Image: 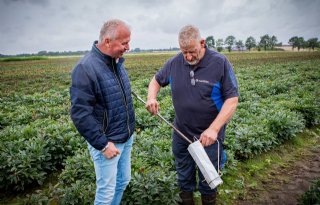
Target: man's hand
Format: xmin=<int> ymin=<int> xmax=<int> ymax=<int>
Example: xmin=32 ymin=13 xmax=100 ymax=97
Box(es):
xmin=199 ymin=128 xmax=218 ymax=147
xmin=146 ymin=98 xmax=159 ymax=115
xmin=102 ymin=142 xmax=120 ymax=159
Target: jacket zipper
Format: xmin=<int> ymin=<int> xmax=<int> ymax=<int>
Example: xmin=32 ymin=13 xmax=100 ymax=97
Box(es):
xmin=102 ymin=110 xmax=108 ymax=134
xmin=111 ymin=60 xmax=131 ymax=138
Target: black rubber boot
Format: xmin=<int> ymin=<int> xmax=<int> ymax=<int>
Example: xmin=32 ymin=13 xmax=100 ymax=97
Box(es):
xmin=201 ymin=193 xmax=217 ymax=205
xmin=178 ymin=191 xmax=195 ymax=205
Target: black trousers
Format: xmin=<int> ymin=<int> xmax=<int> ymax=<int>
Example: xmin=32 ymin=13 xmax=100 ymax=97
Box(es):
xmin=172 ymin=132 xmax=224 ymax=195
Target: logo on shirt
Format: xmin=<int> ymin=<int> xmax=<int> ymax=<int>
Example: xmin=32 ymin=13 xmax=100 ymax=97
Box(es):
xmin=195 ymin=79 xmax=211 ymax=85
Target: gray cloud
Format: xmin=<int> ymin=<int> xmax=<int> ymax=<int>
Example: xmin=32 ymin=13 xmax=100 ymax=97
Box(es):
xmin=4 ymin=0 xmax=50 ymax=7
xmin=0 ymin=0 xmax=319 ymax=55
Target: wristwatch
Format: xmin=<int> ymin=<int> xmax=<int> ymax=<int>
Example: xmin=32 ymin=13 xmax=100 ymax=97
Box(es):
xmin=100 ymin=142 xmax=109 ymax=153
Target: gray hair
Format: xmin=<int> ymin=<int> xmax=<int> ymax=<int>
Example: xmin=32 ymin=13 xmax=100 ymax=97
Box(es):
xmin=178 ymin=25 xmax=201 ymax=47
xmin=99 ymin=19 xmax=131 ymax=43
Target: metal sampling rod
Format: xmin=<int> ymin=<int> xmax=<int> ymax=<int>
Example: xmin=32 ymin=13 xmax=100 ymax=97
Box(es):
xmin=132 ymin=91 xmax=192 ymax=144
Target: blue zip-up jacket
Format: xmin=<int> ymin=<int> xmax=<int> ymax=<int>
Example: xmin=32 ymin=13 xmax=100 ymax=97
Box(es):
xmin=70 ymin=42 xmax=135 ymax=150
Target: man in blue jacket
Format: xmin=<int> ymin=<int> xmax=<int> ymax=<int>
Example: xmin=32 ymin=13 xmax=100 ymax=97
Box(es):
xmin=146 ymin=25 xmax=239 ymax=205
xmin=70 ymin=19 xmax=135 ymax=205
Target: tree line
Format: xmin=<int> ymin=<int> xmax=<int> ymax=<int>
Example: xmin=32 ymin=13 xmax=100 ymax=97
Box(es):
xmin=205 ymin=35 xmax=320 ymax=52
xmin=1 ymin=35 xmax=319 ymax=57
xmin=0 ymin=50 xmax=89 ymax=58
xmin=0 ymin=48 xmax=180 ymax=57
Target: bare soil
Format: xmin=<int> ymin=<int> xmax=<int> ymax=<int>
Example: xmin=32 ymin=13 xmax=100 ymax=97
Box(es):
xmin=235 ymin=138 xmax=320 ymax=205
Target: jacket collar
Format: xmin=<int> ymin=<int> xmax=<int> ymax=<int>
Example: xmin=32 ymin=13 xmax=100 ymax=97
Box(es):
xmin=92 ymin=41 xmax=125 ymax=65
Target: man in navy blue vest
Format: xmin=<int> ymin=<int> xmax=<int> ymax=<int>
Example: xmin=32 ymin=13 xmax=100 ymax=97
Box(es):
xmin=70 ymin=19 xmax=135 ymax=205
xmin=146 ymin=25 xmax=239 ymax=205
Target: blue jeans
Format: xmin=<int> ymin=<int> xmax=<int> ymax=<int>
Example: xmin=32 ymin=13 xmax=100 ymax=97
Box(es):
xmin=88 ymin=135 xmax=134 ymax=205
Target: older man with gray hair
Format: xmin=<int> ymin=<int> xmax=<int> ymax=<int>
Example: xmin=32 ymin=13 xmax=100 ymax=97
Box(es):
xmin=146 ymin=24 xmax=239 ymax=205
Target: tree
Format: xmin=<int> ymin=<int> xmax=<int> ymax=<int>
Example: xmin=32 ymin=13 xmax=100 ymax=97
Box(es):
xmin=225 ymin=36 xmax=236 ymax=52
xmin=297 ymin=37 xmax=305 ymax=51
xmin=235 ymin=40 xmax=244 ymax=51
xmin=37 ymin=50 xmax=47 ymax=56
xmin=270 ymin=35 xmax=278 ymax=50
xmin=216 ymin=38 xmax=224 ymax=52
xmin=259 ymin=34 xmax=270 ymax=51
xmin=288 ymin=36 xmax=306 ymax=51
xmin=205 ymin=36 xmax=215 ymax=49
xmin=245 ymin=36 xmax=256 ymax=51
xmin=289 ymin=36 xmax=299 ymax=50
xmin=307 ymin=38 xmax=319 ymax=51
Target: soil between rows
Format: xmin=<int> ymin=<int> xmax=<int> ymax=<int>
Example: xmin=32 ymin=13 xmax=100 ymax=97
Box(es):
xmin=234 ymin=135 xmax=320 ymax=205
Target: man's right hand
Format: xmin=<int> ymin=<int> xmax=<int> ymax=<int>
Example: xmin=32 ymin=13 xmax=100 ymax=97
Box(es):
xmin=102 ymin=142 xmax=120 ymax=159
xmin=146 ymin=98 xmax=160 ymax=115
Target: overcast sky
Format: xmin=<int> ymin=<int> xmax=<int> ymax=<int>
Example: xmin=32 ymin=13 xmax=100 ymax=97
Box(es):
xmin=1 ymin=0 xmax=319 ymax=55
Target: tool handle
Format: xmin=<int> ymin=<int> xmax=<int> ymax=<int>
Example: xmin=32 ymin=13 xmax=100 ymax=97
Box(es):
xmin=132 ymin=91 xmax=192 ymax=144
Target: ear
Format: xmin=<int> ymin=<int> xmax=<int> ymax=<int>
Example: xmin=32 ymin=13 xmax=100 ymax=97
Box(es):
xmin=104 ymin=37 xmax=111 ymax=48
xmin=200 ymin=39 xmax=205 ymax=48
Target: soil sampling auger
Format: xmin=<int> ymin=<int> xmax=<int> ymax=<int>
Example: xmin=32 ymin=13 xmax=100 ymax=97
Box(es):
xmin=132 ymin=91 xmax=223 ymax=189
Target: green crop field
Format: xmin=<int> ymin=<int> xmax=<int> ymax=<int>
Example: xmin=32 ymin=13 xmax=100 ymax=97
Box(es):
xmin=0 ymin=51 xmax=319 ymax=204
